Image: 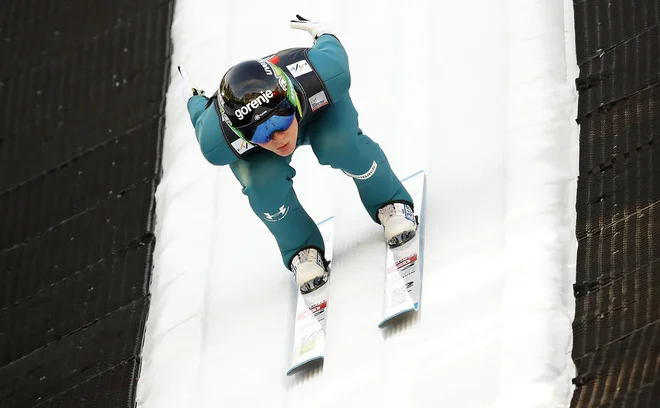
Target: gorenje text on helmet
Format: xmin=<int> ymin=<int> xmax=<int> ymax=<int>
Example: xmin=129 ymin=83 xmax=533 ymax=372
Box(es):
xmin=235 ymin=90 xmax=274 ymax=121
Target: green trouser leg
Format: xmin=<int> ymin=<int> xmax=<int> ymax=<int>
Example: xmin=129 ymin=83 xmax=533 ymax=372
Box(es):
xmin=307 ymin=97 xmax=413 ymax=222
xmin=230 ymin=152 xmax=325 ymax=269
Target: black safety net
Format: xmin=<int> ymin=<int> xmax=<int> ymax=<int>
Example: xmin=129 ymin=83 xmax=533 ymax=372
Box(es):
xmin=571 ymin=0 xmax=660 ymax=406
xmin=0 ymin=1 xmax=173 ymax=407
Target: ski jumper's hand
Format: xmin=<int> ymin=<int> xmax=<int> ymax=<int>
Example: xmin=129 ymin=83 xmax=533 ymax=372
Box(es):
xmin=290 ymin=15 xmax=334 ymax=43
xmin=177 ymin=65 xmax=205 ymax=104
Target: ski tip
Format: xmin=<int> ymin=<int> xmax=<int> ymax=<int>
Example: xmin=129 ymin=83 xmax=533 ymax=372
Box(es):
xmin=378 ymin=308 xmax=417 ymax=328
xmin=400 ymin=169 xmax=425 ymax=183
xmin=286 ymin=356 xmax=324 ymax=376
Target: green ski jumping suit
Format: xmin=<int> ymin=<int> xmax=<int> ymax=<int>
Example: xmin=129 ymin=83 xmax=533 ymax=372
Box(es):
xmin=187 ymin=34 xmax=413 ymax=269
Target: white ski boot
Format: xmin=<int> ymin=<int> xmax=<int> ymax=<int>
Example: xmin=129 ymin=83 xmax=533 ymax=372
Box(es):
xmin=290 ymin=247 xmax=329 ymax=294
xmin=377 ymin=202 xmax=417 ymax=248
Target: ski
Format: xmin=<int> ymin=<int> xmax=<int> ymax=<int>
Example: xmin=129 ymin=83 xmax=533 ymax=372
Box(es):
xmin=378 ymin=171 xmax=426 ymax=328
xmin=286 ymin=216 xmax=334 ymax=376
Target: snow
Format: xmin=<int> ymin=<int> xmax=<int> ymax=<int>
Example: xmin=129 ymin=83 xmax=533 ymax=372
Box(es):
xmin=138 ymin=1 xmax=579 ymax=407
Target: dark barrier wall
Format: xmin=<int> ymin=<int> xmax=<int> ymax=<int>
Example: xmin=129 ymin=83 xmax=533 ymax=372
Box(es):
xmin=0 ymin=1 xmax=173 ymax=407
xmin=571 ymin=0 xmax=660 ymax=407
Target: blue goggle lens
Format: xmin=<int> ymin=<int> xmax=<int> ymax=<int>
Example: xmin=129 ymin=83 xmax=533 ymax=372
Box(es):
xmin=240 ymin=99 xmax=296 ymax=144
xmin=249 ymin=113 xmax=295 ymax=144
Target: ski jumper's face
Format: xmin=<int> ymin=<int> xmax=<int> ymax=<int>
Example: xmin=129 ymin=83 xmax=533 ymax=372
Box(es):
xmin=256 ymin=116 xmax=298 ymax=157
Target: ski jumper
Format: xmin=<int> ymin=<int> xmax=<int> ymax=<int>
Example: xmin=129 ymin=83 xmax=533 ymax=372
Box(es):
xmin=186 ymin=35 xmax=413 ymax=268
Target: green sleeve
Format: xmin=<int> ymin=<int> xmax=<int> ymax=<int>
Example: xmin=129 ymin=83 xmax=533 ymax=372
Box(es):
xmin=187 ymin=95 xmax=208 ymax=125
xmin=187 ymin=95 xmax=238 ymax=166
xmin=308 ymin=35 xmax=351 ymax=102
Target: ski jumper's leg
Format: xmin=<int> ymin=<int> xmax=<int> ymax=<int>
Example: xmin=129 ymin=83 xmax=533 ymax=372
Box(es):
xmin=308 ymin=97 xmax=413 ymax=222
xmin=230 ymin=152 xmax=325 ymax=268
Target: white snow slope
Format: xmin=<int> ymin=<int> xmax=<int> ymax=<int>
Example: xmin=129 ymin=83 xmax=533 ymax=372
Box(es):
xmin=138 ymin=1 xmax=580 ymax=407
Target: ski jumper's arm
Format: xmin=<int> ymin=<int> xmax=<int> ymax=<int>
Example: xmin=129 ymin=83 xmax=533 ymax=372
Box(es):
xmin=187 ymin=95 xmax=239 ymax=166
xmin=307 ymin=34 xmax=351 ymax=103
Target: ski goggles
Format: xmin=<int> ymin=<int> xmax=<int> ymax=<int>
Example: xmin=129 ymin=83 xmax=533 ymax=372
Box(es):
xmin=236 ymin=99 xmax=296 ymax=144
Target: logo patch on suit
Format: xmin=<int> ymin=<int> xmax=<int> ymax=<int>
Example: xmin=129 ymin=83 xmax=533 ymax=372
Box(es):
xmin=286 ymin=60 xmax=313 ymax=77
xmin=232 ymin=138 xmax=256 ymax=154
xmin=264 ymin=205 xmax=289 ymax=222
xmin=343 ymin=161 xmax=378 ymax=180
xmin=309 ymin=91 xmax=329 ymax=111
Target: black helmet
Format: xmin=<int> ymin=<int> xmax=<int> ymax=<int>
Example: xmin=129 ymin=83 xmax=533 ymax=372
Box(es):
xmin=218 ymin=59 xmax=299 ymax=130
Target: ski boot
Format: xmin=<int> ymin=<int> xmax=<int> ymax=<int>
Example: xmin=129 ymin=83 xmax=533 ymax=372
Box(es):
xmin=290 ymin=247 xmax=330 ymax=294
xmin=377 ymin=202 xmax=418 ymax=248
